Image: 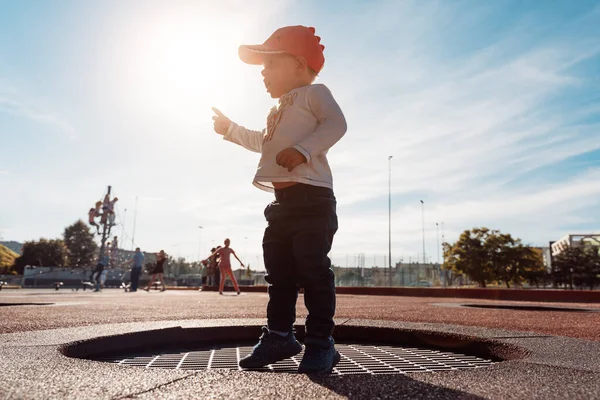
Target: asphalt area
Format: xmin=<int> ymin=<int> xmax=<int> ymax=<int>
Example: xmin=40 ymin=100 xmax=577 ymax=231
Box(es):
xmin=1 ymin=289 xmax=599 ymax=399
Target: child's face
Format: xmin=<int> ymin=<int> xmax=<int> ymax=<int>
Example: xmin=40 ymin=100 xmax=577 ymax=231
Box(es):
xmin=261 ymin=54 xmax=305 ymax=98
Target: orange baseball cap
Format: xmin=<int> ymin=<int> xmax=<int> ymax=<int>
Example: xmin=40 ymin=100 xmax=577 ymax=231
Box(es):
xmin=238 ymin=25 xmax=325 ymax=73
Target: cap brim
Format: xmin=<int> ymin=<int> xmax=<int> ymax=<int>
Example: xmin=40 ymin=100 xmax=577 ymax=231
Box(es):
xmin=238 ymin=45 xmax=287 ymax=65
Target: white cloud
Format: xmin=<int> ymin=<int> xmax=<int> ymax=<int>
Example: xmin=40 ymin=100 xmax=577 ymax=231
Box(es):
xmin=0 ymin=92 xmax=77 ymax=139
xmin=1 ymin=1 xmax=599 ymax=269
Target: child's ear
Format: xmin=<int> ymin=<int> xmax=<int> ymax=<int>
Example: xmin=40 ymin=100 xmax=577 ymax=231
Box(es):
xmin=296 ymin=56 xmax=308 ymax=71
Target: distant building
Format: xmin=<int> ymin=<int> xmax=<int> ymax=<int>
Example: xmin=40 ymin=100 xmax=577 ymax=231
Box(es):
xmin=551 ymin=234 xmax=600 ymax=257
xmin=332 ymin=262 xmax=446 ymax=287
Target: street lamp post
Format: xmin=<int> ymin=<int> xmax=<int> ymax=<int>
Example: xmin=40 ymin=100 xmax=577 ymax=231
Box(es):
xmin=436 ymin=222 xmax=441 ymax=286
xmin=441 ymin=222 xmax=445 ymax=254
xmin=420 ymin=200 xmax=426 ymax=265
xmin=436 ymin=222 xmax=440 ymax=265
xmin=121 ymin=208 xmax=127 ymax=242
xmin=131 ymin=196 xmax=138 ymax=251
xmin=388 ymin=155 xmax=393 ymax=286
xmin=442 ymin=221 xmax=446 ymax=286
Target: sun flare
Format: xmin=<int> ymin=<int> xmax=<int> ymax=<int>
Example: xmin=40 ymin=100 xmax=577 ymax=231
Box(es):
xmin=125 ymin=14 xmax=247 ymax=117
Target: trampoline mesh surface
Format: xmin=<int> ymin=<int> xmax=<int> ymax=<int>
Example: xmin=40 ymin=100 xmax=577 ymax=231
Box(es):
xmin=98 ymin=343 xmax=495 ymax=375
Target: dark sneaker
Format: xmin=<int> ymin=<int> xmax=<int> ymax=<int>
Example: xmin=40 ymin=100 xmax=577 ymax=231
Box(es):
xmin=298 ymin=336 xmax=340 ymax=374
xmin=239 ymin=327 xmax=302 ymax=369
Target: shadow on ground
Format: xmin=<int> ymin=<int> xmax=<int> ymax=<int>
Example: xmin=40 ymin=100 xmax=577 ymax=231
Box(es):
xmin=310 ymin=374 xmax=483 ymax=400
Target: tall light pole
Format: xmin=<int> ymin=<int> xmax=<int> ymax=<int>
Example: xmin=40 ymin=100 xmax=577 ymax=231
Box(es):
xmin=442 ymin=221 xmax=446 ymax=286
xmin=420 ymin=200 xmax=426 ymax=264
xmin=121 ymin=208 xmax=127 ymax=242
xmin=436 ymin=222 xmax=440 ymax=265
xmin=436 ymin=221 xmax=440 ymax=286
xmin=131 ymin=196 xmax=138 ymax=250
xmin=388 ymin=155 xmax=393 ymax=286
xmin=441 ymin=221 xmax=445 ymax=264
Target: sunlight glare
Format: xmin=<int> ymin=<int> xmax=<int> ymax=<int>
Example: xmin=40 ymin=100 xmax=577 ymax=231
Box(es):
xmin=127 ymin=15 xmax=245 ymax=121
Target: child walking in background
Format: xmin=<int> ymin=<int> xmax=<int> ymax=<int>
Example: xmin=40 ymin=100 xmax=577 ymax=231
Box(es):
xmin=206 ymin=239 xmax=243 ymax=295
xmin=101 ymin=194 xmax=111 ymax=224
xmin=100 ymin=195 xmax=118 ymax=226
xmin=211 ymin=26 xmax=346 ymax=373
xmin=88 ymin=201 xmax=103 ymax=235
xmin=145 ymin=250 xmax=167 ymax=292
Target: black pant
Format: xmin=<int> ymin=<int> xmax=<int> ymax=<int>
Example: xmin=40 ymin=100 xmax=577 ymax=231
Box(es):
xmin=130 ymin=268 xmax=141 ymax=291
xmin=263 ymin=184 xmax=338 ymax=340
xmin=213 ymin=269 xmax=220 ymax=287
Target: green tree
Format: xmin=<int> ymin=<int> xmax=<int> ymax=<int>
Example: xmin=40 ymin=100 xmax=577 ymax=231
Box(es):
xmin=63 ymin=220 xmax=98 ymax=267
xmin=520 ymin=248 xmax=550 ymax=288
xmin=0 ymin=244 xmax=19 ymax=273
xmin=443 ymin=227 xmax=546 ymax=288
xmin=12 ymin=239 xmax=69 ymax=274
xmin=164 ymin=256 xmax=198 ymax=277
xmin=487 ymin=234 xmax=546 ymax=288
xmin=443 ymin=228 xmax=495 ymax=288
xmin=553 ymin=246 xmax=600 ymax=290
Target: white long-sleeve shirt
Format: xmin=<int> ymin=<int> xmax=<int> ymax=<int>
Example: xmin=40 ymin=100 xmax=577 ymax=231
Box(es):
xmin=224 ymin=84 xmax=347 ymax=192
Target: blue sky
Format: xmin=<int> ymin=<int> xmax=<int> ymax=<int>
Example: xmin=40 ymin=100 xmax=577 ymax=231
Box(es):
xmin=1 ymin=0 xmax=599 ymax=269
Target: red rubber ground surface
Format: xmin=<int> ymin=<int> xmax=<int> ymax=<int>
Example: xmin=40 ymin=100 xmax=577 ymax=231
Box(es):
xmin=1 ymin=289 xmax=599 ymax=341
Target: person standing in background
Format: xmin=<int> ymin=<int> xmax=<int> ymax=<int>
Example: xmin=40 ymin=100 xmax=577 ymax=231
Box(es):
xmin=206 ymin=239 xmax=243 ymax=295
xmin=129 ymin=248 xmax=144 ymax=292
xmin=92 ymin=253 xmax=110 ymax=292
xmin=88 ymin=207 xmax=101 ymax=235
xmin=206 ymin=247 xmax=220 ymax=287
xmin=145 ymin=250 xmax=167 ymax=292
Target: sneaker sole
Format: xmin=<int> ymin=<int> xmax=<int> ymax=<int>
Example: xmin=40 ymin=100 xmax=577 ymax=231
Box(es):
xmin=298 ymin=351 xmax=341 ymax=374
xmin=239 ymin=345 xmax=303 ymax=369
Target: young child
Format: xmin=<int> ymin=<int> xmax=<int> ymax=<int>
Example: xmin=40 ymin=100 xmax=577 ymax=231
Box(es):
xmin=100 ymin=195 xmax=118 ymax=226
xmin=101 ymin=194 xmax=111 ymax=224
xmin=108 ymin=197 xmax=119 ymax=226
xmin=211 ymin=26 xmax=346 ymax=374
xmin=145 ymin=250 xmax=167 ymax=292
xmin=88 ymin=207 xmax=100 ymax=235
xmin=205 ymin=238 xmax=243 ymax=295
xmin=91 ymin=253 xmax=109 ymax=292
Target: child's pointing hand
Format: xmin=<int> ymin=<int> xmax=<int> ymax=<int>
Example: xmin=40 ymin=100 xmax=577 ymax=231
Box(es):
xmin=276 ymin=148 xmax=307 ymax=172
xmin=212 ymin=107 xmax=231 ymax=135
